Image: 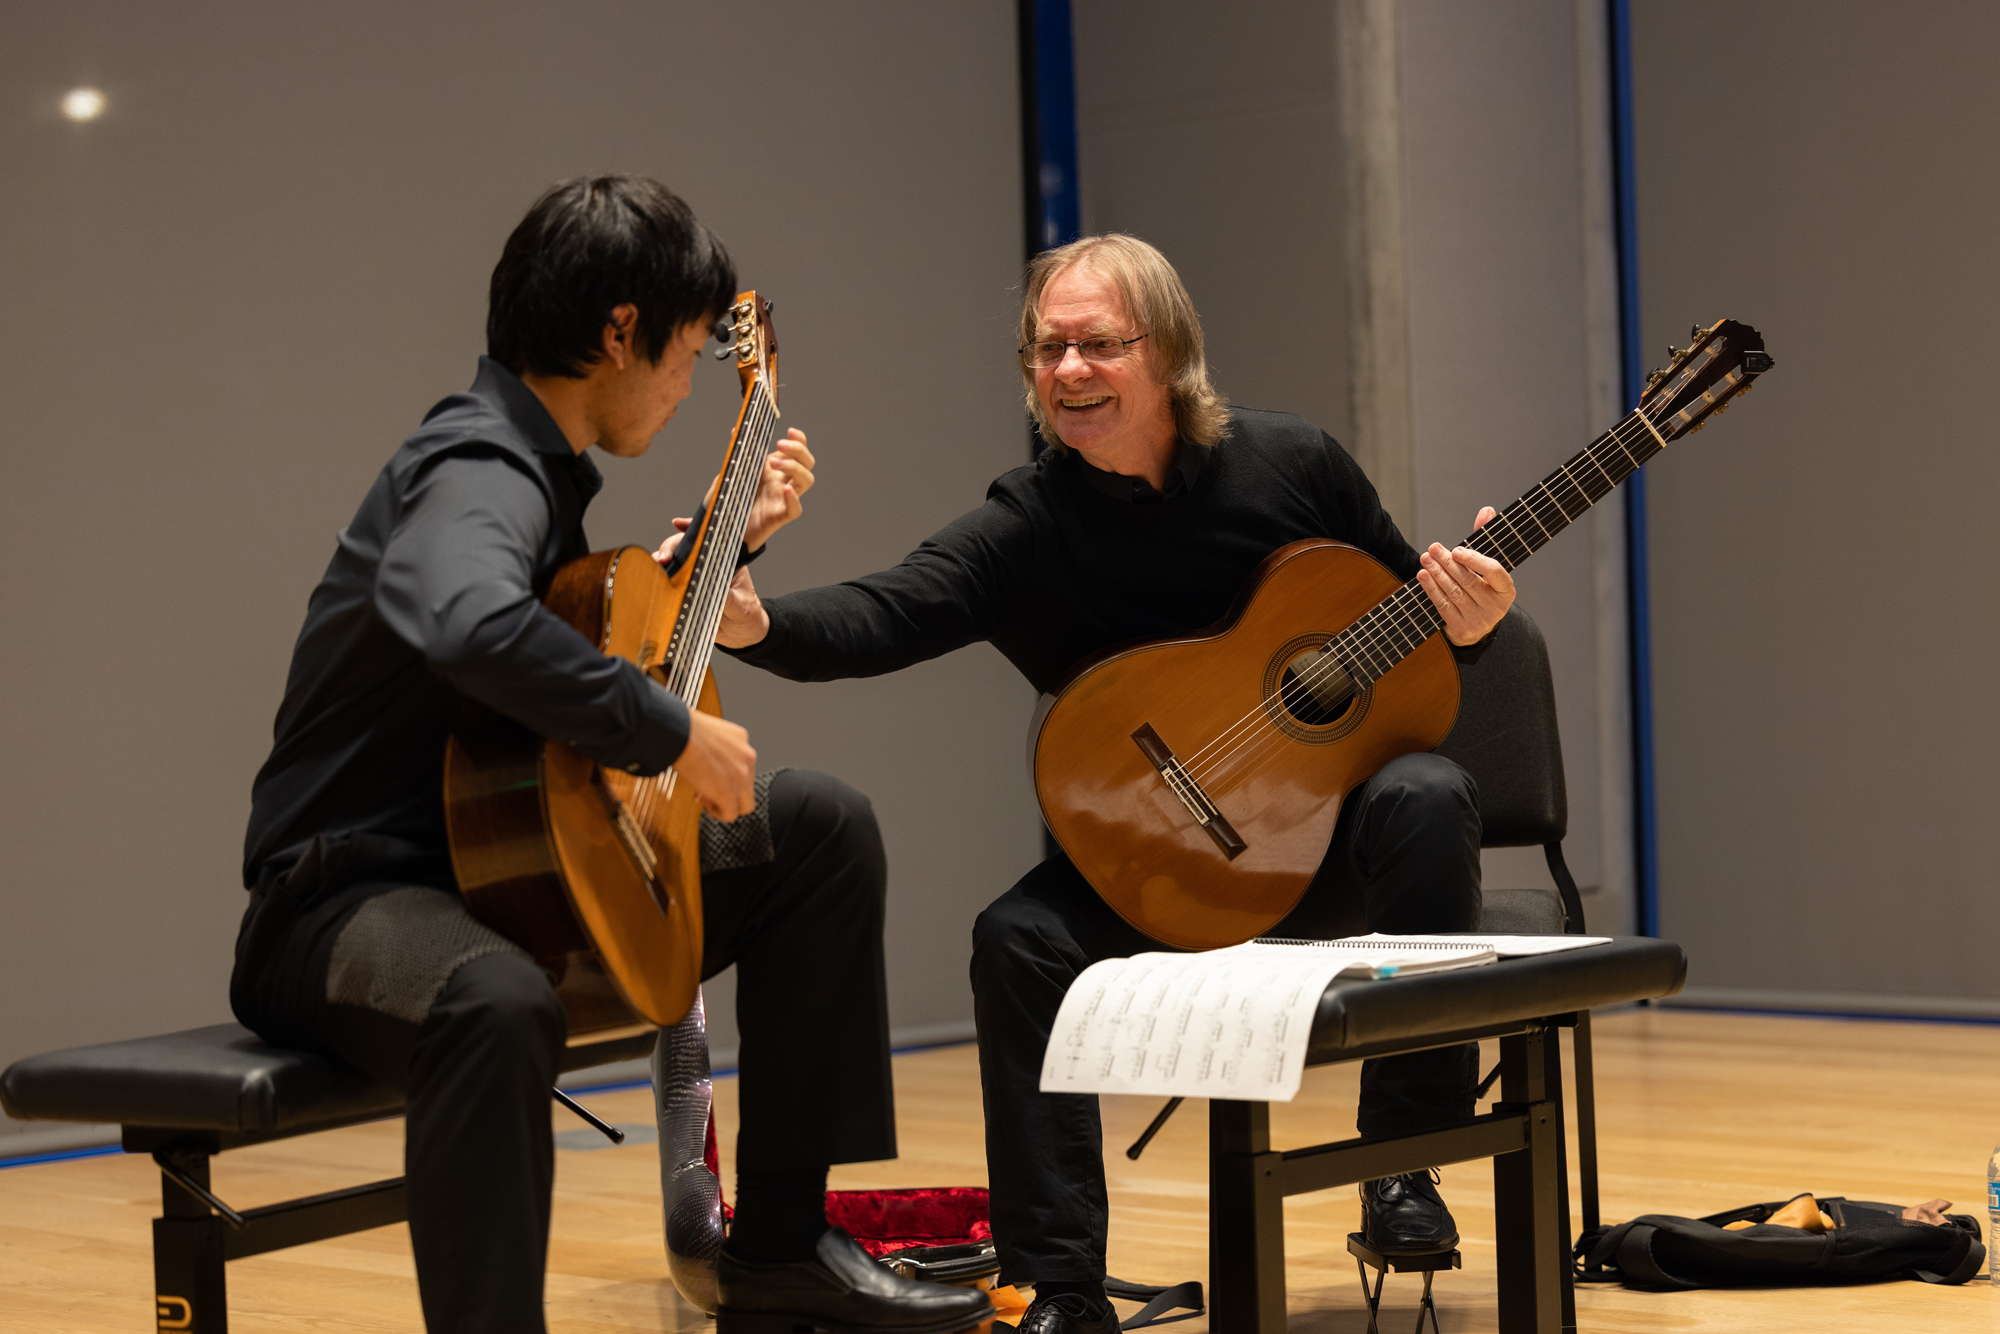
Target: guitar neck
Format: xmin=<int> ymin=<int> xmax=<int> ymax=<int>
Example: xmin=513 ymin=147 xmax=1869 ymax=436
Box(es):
xmin=1335 ymin=406 xmax=1668 ymax=687
xmin=660 ymin=380 xmax=779 ymax=701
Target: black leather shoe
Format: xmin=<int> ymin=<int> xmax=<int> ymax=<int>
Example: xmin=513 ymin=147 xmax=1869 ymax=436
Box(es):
xmin=715 ymin=1227 xmax=996 ymax=1334
xmin=1360 ymin=1169 xmax=1459 ymax=1255
xmin=1017 ymin=1291 xmax=1120 ymax=1334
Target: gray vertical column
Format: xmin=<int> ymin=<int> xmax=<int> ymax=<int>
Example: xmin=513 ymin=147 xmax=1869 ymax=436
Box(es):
xmin=1335 ymin=0 xmax=1418 ymax=536
xmin=1575 ymin=0 xmax=1638 ymax=936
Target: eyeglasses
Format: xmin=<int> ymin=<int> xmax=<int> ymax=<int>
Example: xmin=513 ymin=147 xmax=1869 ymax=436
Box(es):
xmin=1018 ymin=333 xmax=1148 ymax=370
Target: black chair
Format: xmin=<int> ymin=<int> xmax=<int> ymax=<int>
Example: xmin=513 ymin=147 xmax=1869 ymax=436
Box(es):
xmin=1436 ymin=603 xmax=1603 ymax=1235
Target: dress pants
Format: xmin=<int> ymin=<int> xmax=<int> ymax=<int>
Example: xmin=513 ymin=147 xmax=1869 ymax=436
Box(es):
xmin=970 ymin=752 xmax=1482 ymax=1285
xmin=231 ymin=769 xmax=892 ymax=1334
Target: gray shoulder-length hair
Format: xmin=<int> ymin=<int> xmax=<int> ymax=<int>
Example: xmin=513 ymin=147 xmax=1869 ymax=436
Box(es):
xmin=1018 ymin=233 xmax=1231 ymax=450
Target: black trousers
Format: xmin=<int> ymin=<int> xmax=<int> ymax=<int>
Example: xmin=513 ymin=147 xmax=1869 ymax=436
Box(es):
xmin=970 ymin=752 xmax=1482 ymax=1285
xmin=230 ymin=769 xmax=892 ymax=1334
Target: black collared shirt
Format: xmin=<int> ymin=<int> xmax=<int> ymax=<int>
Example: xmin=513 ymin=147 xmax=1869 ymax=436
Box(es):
xmin=1069 ymin=437 xmax=1208 ymax=503
xmin=242 ymin=358 xmax=690 ymax=888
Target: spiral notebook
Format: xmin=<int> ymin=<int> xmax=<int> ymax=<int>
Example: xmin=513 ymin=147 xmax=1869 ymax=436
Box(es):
xmin=1256 ymin=935 xmax=1497 ymax=979
xmin=1259 ymin=931 xmax=1612 ymax=977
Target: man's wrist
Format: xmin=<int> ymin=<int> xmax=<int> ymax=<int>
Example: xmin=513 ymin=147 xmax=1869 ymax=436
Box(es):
xmin=718 ymin=610 xmax=771 ymax=649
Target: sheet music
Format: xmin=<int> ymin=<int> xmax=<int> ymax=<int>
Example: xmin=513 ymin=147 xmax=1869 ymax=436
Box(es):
xmin=1038 ymin=943 xmax=1419 ymax=1103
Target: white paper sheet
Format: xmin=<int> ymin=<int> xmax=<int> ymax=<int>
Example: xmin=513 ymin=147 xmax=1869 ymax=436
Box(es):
xmin=1038 ymin=943 xmax=1358 ymax=1103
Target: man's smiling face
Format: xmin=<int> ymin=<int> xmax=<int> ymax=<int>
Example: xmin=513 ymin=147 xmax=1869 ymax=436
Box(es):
xmin=1033 ymin=263 xmax=1176 ymax=470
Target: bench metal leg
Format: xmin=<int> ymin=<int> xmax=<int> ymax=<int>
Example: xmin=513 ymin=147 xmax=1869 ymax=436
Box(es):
xmin=154 ymin=1150 xmax=228 ymax=1333
xmin=1210 ymin=1099 xmax=1287 ymax=1332
xmin=1572 ymin=1012 xmax=1600 ymax=1237
xmin=1491 ymin=1029 xmax=1576 ymax=1334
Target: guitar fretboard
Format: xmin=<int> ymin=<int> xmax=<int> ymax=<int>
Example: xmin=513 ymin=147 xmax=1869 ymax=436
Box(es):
xmin=1334 ymin=407 xmax=1667 ymax=687
xmin=661 ymin=381 xmax=779 ymax=701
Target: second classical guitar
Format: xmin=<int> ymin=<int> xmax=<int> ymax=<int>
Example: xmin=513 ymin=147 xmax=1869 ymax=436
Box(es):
xmin=1032 ymin=319 xmax=1774 ymax=950
xmin=442 ymin=292 xmax=781 ymax=1032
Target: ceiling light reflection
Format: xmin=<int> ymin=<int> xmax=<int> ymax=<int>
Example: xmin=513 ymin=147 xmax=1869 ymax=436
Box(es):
xmin=61 ymin=88 xmax=106 ymax=123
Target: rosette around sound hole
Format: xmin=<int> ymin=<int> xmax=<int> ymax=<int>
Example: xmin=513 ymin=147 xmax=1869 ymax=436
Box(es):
xmin=1262 ymin=633 xmax=1372 ymax=744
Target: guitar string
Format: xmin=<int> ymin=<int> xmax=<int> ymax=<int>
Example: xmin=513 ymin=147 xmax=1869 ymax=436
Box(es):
xmin=628 ymin=389 xmax=777 ymax=830
xmin=675 ymin=394 xmax=779 ymax=692
xmin=625 ymin=387 xmax=779 ymax=830
xmin=666 ymin=391 xmax=775 ymax=696
xmin=636 ymin=388 xmax=778 ymax=825
xmin=1180 ymin=407 xmax=1663 ymax=792
xmin=1172 ymin=407 xmax=1667 ymax=795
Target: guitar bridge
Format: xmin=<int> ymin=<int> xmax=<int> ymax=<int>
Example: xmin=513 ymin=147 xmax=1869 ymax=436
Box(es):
xmin=1132 ymin=723 xmax=1248 ymax=860
xmin=591 ymin=771 xmax=673 ymax=915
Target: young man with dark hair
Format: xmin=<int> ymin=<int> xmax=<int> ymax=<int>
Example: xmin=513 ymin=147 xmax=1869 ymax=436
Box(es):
xmin=713 ymin=234 xmax=1516 ymax=1334
xmin=231 ymin=175 xmax=992 ymax=1334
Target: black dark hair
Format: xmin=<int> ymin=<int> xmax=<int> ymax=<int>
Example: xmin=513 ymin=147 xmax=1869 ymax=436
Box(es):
xmin=486 ymin=174 xmax=738 ymax=378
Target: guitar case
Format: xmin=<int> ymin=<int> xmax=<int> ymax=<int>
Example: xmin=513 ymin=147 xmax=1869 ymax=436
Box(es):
xmin=1575 ymin=1194 xmax=1985 ymax=1289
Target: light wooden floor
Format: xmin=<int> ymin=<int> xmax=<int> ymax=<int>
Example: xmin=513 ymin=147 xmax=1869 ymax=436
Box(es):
xmin=3 ymin=1008 xmax=1996 ymax=1332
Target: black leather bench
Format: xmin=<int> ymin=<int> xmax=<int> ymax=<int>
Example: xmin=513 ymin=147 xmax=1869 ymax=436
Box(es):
xmin=1208 ymin=935 xmax=1686 ymax=1333
xmin=1 ymin=1021 xmax=654 ymax=1334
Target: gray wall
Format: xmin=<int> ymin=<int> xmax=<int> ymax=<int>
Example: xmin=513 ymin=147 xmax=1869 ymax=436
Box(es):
xmin=0 ymin=0 xmax=1038 ymax=1152
xmin=1073 ymin=0 xmax=1635 ymax=927
xmin=1635 ymin=1 xmax=2000 ymax=1011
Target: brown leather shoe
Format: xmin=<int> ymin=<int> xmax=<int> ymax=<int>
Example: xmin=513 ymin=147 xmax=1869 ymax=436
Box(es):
xmin=715 ymin=1227 xmax=995 ymax=1334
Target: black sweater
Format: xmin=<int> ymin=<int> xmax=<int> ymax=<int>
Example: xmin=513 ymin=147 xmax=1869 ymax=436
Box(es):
xmin=730 ymin=407 xmax=1426 ymax=696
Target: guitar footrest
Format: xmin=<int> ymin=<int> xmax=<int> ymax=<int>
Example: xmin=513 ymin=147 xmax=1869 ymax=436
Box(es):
xmin=1347 ymin=1234 xmax=1458 ymax=1334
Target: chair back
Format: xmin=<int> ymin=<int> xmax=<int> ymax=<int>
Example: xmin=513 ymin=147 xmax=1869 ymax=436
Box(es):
xmin=1433 ymin=605 xmax=1567 ymax=848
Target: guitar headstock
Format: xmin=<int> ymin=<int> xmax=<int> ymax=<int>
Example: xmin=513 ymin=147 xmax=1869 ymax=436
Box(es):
xmin=716 ymin=290 xmax=779 ymax=413
xmin=1636 ymin=317 xmax=1774 ymax=442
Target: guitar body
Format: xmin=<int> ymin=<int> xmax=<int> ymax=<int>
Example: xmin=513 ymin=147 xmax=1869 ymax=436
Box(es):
xmin=1032 ymin=539 xmax=1459 ymax=951
xmin=444 ymin=546 xmax=717 ymax=1033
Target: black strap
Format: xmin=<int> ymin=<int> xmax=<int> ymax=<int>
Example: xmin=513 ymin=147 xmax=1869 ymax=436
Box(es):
xmin=1104 ymin=1276 xmax=1204 ymax=1329
xmin=1605 ymin=1225 xmax=1700 ymax=1290
xmin=1544 ymin=841 xmax=1587 ymax=934
xmin=1913 ymin=1234 xmax=1985 ymax=1285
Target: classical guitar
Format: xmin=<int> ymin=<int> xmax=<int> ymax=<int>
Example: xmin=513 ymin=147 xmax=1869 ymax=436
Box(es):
xmin=1032 ymin=318 xmax=1774 ymax=950
xmin=442 ymin=292 xmax=781 ymax=1032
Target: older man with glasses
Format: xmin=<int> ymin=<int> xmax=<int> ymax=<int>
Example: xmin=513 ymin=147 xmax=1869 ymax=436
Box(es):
xmin=715 ymin=234 xmax=1515 ymax=1334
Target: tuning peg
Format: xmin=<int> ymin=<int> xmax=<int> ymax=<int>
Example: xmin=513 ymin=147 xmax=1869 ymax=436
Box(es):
xmin=1690 ymin=324 xmax=1703 ymax=342
xmin=763 ymin=299 xmax=775 ymax=314
xmin=1666 ymin=344 xmax=1680 ymax=361
xmin=713 ymin=344 xmax=735 ymax=360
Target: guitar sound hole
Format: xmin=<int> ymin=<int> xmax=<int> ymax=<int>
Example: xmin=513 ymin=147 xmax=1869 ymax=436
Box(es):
xmin=1279 ymin=662 xmax=1356 ymax=726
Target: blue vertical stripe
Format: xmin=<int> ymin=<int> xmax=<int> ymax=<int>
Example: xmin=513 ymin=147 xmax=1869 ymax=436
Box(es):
xmin=1020 ymin=0 xmax=1081 ymax=256
xmin=1608 ymin=0 xmax=1659 ymax=937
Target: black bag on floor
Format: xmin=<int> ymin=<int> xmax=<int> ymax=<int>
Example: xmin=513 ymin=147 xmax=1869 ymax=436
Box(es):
xmin=1575 ymin=1195 xmax=1985 ymax=1289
